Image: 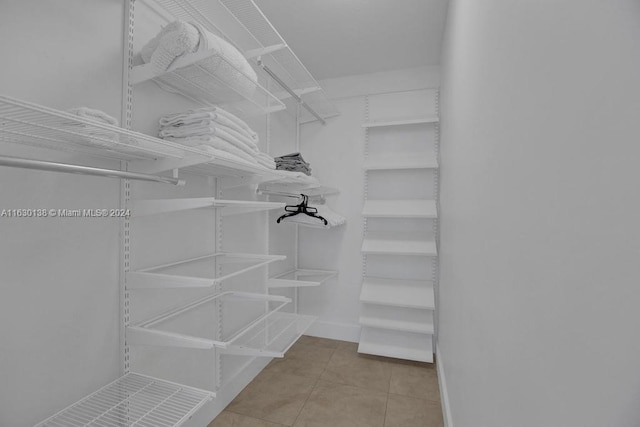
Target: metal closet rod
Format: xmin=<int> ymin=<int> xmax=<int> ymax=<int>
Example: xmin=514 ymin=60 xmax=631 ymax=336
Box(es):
xmin=0 ymin=155 xmax=185 ymax=186
xmin=258 ymin=60 xmax=326 ymax=125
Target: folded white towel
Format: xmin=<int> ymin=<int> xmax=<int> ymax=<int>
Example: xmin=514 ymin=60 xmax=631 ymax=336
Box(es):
xmin=159 ymin=122 xmax=258 ymax=152
xmin=256 ymin=157 xmax=276 ymax=169
xmin=140 ymin=21 xmax=200 ymax=73
xmin=165 ymin=136 xmax=258 ymax=164
xmin=159 ymin=107 xmax=257 ymax=140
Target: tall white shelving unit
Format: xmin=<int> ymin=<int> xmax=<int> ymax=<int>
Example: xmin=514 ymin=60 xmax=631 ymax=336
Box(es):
xmin=358 ymin=89 xmax=440 ymax=363
xmin=0 ymin=0 xmax=339 ymax=425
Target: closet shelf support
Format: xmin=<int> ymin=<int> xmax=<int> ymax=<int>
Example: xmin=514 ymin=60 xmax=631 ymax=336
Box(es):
xmin=0 ymin=155 xmax=185 ymax=186
xmin=257 ymin=59 xmax=327 ymax=125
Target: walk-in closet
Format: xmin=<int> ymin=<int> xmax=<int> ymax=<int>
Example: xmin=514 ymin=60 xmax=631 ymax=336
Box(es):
xmin=4 ymin=1 xmax=640 ymax=427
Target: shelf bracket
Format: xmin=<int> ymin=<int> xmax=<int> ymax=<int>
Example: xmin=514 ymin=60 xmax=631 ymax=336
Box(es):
xmin=245 ymin=44 xmax=288 ymax=59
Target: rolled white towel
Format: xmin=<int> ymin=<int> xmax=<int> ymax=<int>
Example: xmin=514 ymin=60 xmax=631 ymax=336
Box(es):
xmin=165 ymin=136 xmax=258 ymax=164
xmin=140 ymin=21 xmax=200 ymax=73
xmin=66 ymin=107 xmax=120 ymax=149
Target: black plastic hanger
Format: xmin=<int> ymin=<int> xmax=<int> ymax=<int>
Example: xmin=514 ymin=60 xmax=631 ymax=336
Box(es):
xmin=276 ymin=194 xmax=328 ymax=225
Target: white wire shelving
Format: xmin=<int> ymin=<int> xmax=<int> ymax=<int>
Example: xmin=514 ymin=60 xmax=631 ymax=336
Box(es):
xmin=361 ymin=232 xmax=438 ymax=256
xmin=0 ymin=94 xmax=291 ymax=182
xmin=131 ymin=50 xmax=285 ymax=117
xmin=34 ymin=373 xmax=214 ymax=427
xmin=127 ymin=291 xmax=308 ymax=357
xmin=142 ymin=0 xmax=339 ymax=124
xmin=127 ymin=252 xmax=285 ymax=289
xmin=0 ymin=94 xmax=209 ymax=163
xmin=219 ymin=312 xmax=316 ymax=357
xmin=267 ymin=268 xmax=337 ymax=289
xmin=129 ymin=197 xmax=285 ymax=217
xmin=362 ymin=200 xmax=437 ymax=219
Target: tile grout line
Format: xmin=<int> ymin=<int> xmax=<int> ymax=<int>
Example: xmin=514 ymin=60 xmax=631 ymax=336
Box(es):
xmin=289 ymin=345 xmax=336 ymax=426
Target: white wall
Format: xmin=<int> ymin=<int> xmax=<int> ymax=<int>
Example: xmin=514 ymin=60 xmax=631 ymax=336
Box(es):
xmin=438 ymin=1 xmax=640 ymax=426
xmin=0 ymin=2 xmax=123 ymax=426
xmin=297 ymin=67 xmax=440 ymax=341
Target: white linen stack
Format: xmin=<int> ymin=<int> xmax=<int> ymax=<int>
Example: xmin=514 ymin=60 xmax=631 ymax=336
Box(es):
xmin=158 ymin=107 xmax=276 ymax=168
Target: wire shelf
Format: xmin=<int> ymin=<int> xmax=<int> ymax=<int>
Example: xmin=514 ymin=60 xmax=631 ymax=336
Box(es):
xmin=127 ymin=252 xmax=286 ymax=289
xmin=127 ymin=291 xmax=292 ymax=351
xmin=268 ymin=269 xmax=337 ymax=289
xmin=0 ymin=94 xmax=209 ymax=162
xmin=129 ymin=197 xmax=284 ymax=217
xmin=144 ymin=0 xmax=338 ymax=123
xmin=131 ymin=50 xmax=285 ymax=117
xmin=35 ymin=373 xmax=213 ymax=427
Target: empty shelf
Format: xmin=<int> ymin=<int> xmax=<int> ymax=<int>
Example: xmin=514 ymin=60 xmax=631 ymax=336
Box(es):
xmin=358 ymin=327 xmax=433 ymax=363
xmin=127 ymin=291 xmax=291 ymax=350
xmin=360 ymin=277 xmax=435 ymax=309
xmin=364 ymin=156 xmax=439 ymax=171
xmin=35 ymin=373 xmax=213 ymax=427
xmin=361 ymin=232 xmax=437 ymax=256
xmin=362 ymin=200 xmax=437 ymax=218
xmin=127 ymin=253 xmax=285 ymax=289
xmin=362 ymin=116 xmax=439 ymax=128
xmin=268 ymin=269 xmax=338 ymax=288
xmin=129 ymin=198 xmax=285 ymax=217
xmin=0 ymin=94 xmax=210 ymax=162
xmin=359 ymin=316 xmax=434 ymax=335
xmin=131 ymin=50 xmax=285 ymax=116
xmin=221 ymin=312 xmax=316 ymax=357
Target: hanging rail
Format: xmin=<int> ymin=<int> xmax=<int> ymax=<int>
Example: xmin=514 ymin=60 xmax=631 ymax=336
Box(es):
xmin=257 ymin=59 xmax=326 ymax=125
xmin=0 ymin=155 xmax=185 ymax=186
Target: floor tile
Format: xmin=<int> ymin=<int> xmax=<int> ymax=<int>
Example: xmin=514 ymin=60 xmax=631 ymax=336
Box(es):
xmin=390 ymin=363 xmax=441 ymax=401
xmin=384 ymin=394 xmax=444 ymax=427
xmin=285 ymin=341 xmax=335 ymax=363
xmin=320 ymin=346 xmax=392 ymax=392
xmin=208 ymin=411 xmax=285 ymax=426
xmin=293 ymin=380 xmax=387 ymax=427
xmin=226 ymin=371 xmax=316 ymax=426
xmin=263 ymin=354 xmax=328 ymax=379
xmin=295 ymin=335 xmax=340 ymax=349
xmin=335 ymin=340 xmax=359 ymax=353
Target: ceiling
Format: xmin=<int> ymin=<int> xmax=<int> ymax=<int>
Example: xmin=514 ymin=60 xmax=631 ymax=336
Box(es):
xmin=254 ymin=0 xmax=449 ymax=81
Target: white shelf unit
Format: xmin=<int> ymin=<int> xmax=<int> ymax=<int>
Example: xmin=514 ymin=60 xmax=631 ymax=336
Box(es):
xmin=362 ymin=200 xmax=437 ymax=218
xmin=361 ymin=232 xmax=437 ymax=256
xmin=129 ymin=197 xmax=285 ymax=217
xmin=141 ymin=0 xmax=339 ymax=124
xmin=0 ymin=94 xmax=209 ymax=163
xmin=358 ymin=90 xmax=440 ymax=363
xmin=268 ymin=269 xmax=338 ymax=289
xmin=359 ymin=305 xmax=434 ymax=335
xmin=359 ymin=277 xmax=435 ymax=309
xmin=126 ymin=253 xmax=285 ymax=289
xmin=35 ymin=373 xmax=214 ymax=427
xmin=131 ymin=50 xmax=286 ymax=117
xmin=358 ymin=328 xmax=434 ymax=363
xmin=219 ymin=312 xmax=316 ymax=357
xmin=127 ymin=291 xmax=305 ymax=358
xmin=362 ymin=116 xmax=439 ymax=128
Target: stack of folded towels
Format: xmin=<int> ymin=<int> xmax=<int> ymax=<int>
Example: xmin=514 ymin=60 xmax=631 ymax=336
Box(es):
xmin=158 ymin=106 xmax=276 ymax=169
xmin=275 ymin=152 xmax=312 ymax=175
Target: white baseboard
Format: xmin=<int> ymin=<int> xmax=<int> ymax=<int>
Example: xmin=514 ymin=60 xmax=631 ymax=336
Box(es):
xmin=436 ymin=343 xmax=453 ymax=427
xmin=305 ymin=319 xmax=361 ymax=342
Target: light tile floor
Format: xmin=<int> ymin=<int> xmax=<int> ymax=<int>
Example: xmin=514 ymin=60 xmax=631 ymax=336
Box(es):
xmin=209 ymin=336 xmax=443 ymax=427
